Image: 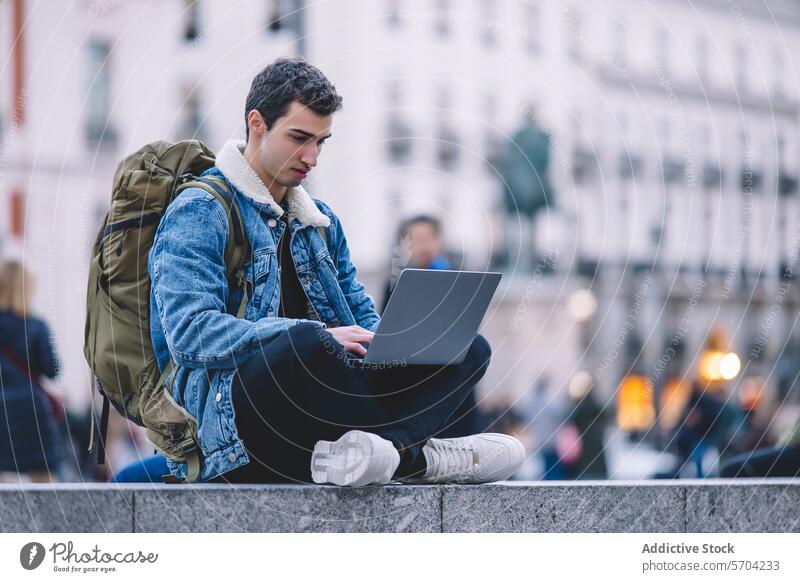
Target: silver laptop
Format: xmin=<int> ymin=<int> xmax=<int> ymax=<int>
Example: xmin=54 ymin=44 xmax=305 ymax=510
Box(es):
xmin=346 ymin=268 xmax=502 ymax=367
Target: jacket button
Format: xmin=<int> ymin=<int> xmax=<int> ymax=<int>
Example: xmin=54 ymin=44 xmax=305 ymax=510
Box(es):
xmin=215 ymin=393 xmax=222 ymax=402
xmin=228 ymin=452 xmax=237 ymax=462
xmin=268 ymin=218 xmax=277 ymax=227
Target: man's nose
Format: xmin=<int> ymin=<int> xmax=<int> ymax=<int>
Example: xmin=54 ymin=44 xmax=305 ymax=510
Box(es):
xmin=299 ymin=144 xmax=319 ymax=168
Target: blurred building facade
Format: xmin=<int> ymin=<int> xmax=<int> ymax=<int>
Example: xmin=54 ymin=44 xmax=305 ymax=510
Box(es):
xmin=1 ymin=0 xmax=799 ymax=443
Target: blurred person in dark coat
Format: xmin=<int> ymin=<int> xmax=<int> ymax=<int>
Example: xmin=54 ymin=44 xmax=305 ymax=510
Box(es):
xmin=720 ymin=412 xmax=800 ymax=478
xmin=0 ymin=259 xmax=64 ymax=482
xmin=660 ymin=382 xmax=742 ymax=478
xmin=518 ymin=376 xmax=569 ymax=480
xmin=565 ymin=372 xmax=608 ymax=480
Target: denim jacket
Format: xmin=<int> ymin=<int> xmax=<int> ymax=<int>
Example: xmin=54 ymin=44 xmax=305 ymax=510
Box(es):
xmin=148 ymin=140 xmax=381 ymax=481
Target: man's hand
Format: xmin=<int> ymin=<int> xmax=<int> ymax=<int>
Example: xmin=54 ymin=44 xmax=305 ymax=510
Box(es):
xmin=325 ymin=325 xmax=374 ymax=357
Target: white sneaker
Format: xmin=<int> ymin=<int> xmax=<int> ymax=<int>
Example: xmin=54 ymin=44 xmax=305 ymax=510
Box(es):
xmin=400 ymin=433 xmax=526 ymax=484
xmin=311 ymin=430 xmax=400 ymax=487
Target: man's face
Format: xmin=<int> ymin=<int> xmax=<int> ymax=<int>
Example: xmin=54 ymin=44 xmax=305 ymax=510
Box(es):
xmin=249 ymin=100 xmax=332 ymax=188
xmin=405 ymin=221 xmax=442 ymax=267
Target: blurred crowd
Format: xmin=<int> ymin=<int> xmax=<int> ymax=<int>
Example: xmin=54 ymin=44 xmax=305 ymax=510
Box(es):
xmin=2 ymin=213 xmax=799 ymax=483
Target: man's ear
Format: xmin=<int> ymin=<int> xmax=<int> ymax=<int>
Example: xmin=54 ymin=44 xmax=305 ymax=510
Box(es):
xmin=247 ymin=110 xmax=269 ymax=137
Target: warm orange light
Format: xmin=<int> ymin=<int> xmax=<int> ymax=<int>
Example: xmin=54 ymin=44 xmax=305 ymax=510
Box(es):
xmin=658 ymin=379 xmax=691 ymax=430
xmin=699 ymin=350 xmax=741 ymax=382
xmin=720 ymin=352 xmax=742 ymax=380
xmin=617 ymin=374 xmax=655 ymax=431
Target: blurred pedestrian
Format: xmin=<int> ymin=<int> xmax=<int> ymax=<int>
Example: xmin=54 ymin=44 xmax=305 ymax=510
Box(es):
xmin=518 ymin=376 xmax=569 ymax=480
xmin=660 ymin=382 xmax=742 ymax=478
xmin=719 ymin=413 xmax=800 ymax=478
xmin=565 ymin=372 xmax=608 ymax=480
xmin=0 ymin=259 xmax=64 ymax=482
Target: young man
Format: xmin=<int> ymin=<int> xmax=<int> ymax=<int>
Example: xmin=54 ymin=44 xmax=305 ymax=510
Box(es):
xmin=148 ymin=57 xmax=525 ymax=486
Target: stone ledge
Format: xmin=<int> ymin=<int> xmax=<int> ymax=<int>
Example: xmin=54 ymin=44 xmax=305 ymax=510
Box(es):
xmin=1 ymin=480 xmax=798 ymax=533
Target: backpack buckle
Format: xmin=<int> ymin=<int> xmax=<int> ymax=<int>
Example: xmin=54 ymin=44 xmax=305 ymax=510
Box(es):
xmin=178 ymin=436 xmax=197 ymax=455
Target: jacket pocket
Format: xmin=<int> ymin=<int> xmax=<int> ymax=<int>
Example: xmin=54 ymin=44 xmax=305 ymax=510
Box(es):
xmin=244 ymin=248 xmax=275 ymax=314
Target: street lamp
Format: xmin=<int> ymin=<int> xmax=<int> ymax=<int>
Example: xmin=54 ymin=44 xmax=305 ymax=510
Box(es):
xmin=568 ymin=289 xmax=597 ymax=322
xmin=698 ymin=350 xmax=742 ymax=383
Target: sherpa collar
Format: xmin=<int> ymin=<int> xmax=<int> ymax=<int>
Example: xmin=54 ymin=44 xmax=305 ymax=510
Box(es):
xmin=215 ymin=139 xmax=331 ymax=228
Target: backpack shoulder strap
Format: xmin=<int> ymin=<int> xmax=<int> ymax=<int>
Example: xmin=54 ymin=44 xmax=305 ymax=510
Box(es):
xmin=176 ymin=175 xmax=250 ymax=317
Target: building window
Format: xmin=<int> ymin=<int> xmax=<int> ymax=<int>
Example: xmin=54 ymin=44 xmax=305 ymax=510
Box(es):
xmin=617 ymin=113 xmax=641 ymax=179
xmin=613 ymin=18 xmax=627 ymax=69
xmin=571 ymin=115 xmax=596 ymax=184
xmin=480 ymin=0 xmax=496 ymax=47
xmin=740 ymin=130 xmax=763 ymax=192
xmin=178 ymin=84 xmax=206 ymax=141
xmin=565 ymin=7 xmax=582 ymax=62
xmin=386 ymin=0 xmax=401 ymax=28
xmin=436 ymin=86 xmax=460 ymax=171
xmin=702 ymin=162 xmax=723 ymax=190
xmin=267 ymin=0 xmax=299 ymax=34
xmin=434 ymin=0 xmax=450 ymax=37
xmin=773 ymin=49 xmax=786 ymax=98
xmin=740 ymin=165 xmax=763 ymax=192
xmin=733 ymin=42 xmax=748 ymax=94
xmin=437 ymin=125 xmax=460 ymax=170
xmin=661 ymin=157 xmax=685 ymax=185
xmin=386 ymin=79 xmax=412 ymax=162
xmin=573 ymin=147 xmax=598 ymax=184
xmin=484 ymin=94 xmax=502 ymax=171
xmin=700 ymin=126 xmax=722 ymax=189
xmin=619 ymin=152 xmax=643 ymax=179
xmin=525 ymin=3 xmax=540 ymax=54
xmin=695 ymin=34 xmax=709 ymax=82
xmin=85 ymin=38 xmax=117 ymax=150
xmin=655 ymin=25 xmax=669 ymax=73
xmin=10 ymin=189 xmax=24 ymax=238
xmin=777 ymin=134 xmax=798 ymax=196
xmin=184 ymin=0 xmax=200 ymax=42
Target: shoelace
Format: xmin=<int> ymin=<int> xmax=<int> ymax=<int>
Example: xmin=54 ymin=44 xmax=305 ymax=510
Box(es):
xmin=427 ymin=438 xmax=476 ymax=482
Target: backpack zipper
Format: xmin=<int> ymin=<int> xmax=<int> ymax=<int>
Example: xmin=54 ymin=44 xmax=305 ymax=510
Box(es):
xmin=103 ymin=212 xmax=160 ymax=236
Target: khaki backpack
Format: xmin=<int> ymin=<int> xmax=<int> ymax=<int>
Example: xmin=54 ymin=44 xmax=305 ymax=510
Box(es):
xmin=83 ymin=140 xmax=251 ymax=483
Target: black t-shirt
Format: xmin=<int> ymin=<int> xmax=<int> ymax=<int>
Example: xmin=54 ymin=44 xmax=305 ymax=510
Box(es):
xmin=276 ymin=206 xmax=313 ymax=320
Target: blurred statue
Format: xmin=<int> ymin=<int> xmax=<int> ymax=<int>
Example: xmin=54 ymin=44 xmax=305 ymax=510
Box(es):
xmin=498 ymin=109 xmax=554 ymax=270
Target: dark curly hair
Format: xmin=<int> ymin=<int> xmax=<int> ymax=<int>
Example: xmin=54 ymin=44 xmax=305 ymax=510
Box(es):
xmin=244 ymin=57 xmax=343 ymax=140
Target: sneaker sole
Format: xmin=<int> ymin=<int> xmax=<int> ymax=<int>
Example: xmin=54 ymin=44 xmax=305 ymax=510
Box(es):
xmin=311 ymin=431 xmax=386 ymax=487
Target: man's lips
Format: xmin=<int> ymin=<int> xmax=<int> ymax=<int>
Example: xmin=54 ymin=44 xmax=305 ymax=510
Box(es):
xmin=292 ymin=168 xmax=308 ymax=178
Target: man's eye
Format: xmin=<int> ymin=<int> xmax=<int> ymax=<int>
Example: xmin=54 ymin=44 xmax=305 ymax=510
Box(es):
xmin=292 ymin=136 xmax=305 ymax=143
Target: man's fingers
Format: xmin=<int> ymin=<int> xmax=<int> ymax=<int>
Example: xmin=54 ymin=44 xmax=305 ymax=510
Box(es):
xmin=345 ymin=342 xmax=368 ymax=357
xmin=327 ymin=326 xmax=373 ymax=349
xmin=346 ymin=327 xmax=374 ymax=343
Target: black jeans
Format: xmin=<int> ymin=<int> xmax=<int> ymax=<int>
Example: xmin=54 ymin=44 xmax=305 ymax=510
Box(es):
xmin=719 ymin=445 xmax=800 ymax=478
xmin=209 ymin=322 xmax=491 ymax=483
